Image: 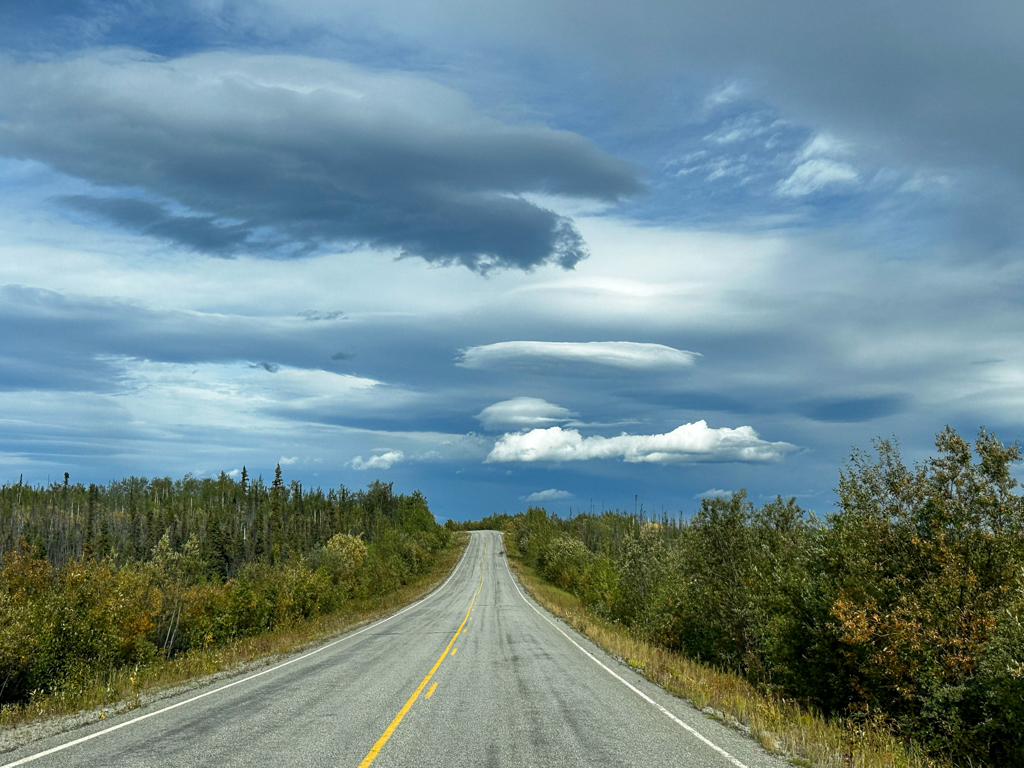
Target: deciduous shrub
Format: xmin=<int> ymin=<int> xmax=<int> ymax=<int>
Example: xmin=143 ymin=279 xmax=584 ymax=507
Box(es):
xmin=503 ymin=427 xmax=1024 ymax=766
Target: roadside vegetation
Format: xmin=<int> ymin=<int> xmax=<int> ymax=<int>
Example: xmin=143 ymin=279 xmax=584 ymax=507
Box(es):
xmin=0 ymin=468 xmax=461 ymax=729
xmin=471 ymin=427 xmax=1024 ymax=767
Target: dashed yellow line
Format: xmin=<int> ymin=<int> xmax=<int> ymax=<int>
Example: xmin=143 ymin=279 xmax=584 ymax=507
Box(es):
xmin=425 ymin=683 xmax=437 ymax=700
xmin=357 ymin=544 xmax=486 ymax=767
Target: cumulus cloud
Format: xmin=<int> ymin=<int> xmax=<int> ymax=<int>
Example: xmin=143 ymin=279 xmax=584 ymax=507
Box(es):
xmin=458 ymin=341 xmax=699 ymax=370
xmin=694 ymin=488 xmax=733 ymax=499
xmin=351 ymin=450 xmax=404 ymax=470
xmin=279 ymin=456 xmax=298 ymax=465
xmin=486 ymin=421 xmax=795 ymax=464
xmin=0 ymin=51 xmax=640 ymax=272
xmin=524 ymin=488 xmax=573 ymax=502
xmin=475 ymin=397 xmax=575 ymax=430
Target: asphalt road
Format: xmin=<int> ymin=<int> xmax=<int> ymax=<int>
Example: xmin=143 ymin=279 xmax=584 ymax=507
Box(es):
xmin=1 ymin=531 xmax=790 ymax=768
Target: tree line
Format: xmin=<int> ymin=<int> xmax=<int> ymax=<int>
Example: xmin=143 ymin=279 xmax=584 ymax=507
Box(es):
xmin=0 ymin=468 xmax=453 ymax=708
xmin=1 ymin=465 xmax=437 ymax=574
xmin=477 ymin=428 xmax=1024 ymax=767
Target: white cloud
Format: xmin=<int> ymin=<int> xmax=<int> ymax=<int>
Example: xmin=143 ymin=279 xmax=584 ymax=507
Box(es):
xmin=99 ymin=357 xmax=404 ymax=431
xmin=704 ymin=81 xmax=745 ymax=109
xmin=798 ymin=133 xmax=853 ymax=161
xmin=694 ymin=488 xmax=733 ymax=499
xmin=704 ymin=113 xmax=777 ymax=145
xmin=475 ymin=397 xmax=575 ymax=430
xmin=776 ymin=159 xmax=859 ymax=197
xmin=351 ymin=450 xmax=404 ymax=470
xmin=486 ymin=421 xmax=795 ymax=464
xmin=524 ymin=488 xmax=573 ymax=502
xmin=279 ymin=456 xmax=298 ymax=465
xmin=898 ymin=172 xmax=954 ymax=195
xmin=458 ymin=341 xmax=699 ymax=370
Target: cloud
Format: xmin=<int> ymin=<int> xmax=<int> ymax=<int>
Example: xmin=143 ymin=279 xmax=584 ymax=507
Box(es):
xmin=704 ymin=113 xmax=780 ymax=145
xmin=486 ymin=421 xmax=796 ymax=464
xmin=299 ymin=310 xmax=345 ymax=321
xmin=458 ymin=341 xmax=699 ymax=370
xmin=279 ymin=455 xmax=298 ymax=465
xmin=351 ymin=450 xmax=404 ymax=470
xmin=62 ymin=195 xmax=254 ymax=254
xmin=524 ymin=488 xmax=573 ymax=502
xmin=475 ymin=397 xmax=575 ymax=430
xmin=798 ymin=133 xmax=853 ymax=161
xmin=797 ymin=395 xmax=910 ymax=423
xmin=776 ymin=159 xmax=859 ymax=197
xmin=0 ymin=51 xmax=641 ymax=272
xmin=251 ymin=361 xmax=280 ymax=373
xmin=318 ymin=0 xmax=1024 ymax=184
xmin=694 ymin=488 xmax=733 ymax=499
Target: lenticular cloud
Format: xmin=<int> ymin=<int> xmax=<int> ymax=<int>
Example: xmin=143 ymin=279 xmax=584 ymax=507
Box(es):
xmin=459 ymin=341 xmax=699 ymax=370
xmin=486 ymin=421 xmax=794 ymax=464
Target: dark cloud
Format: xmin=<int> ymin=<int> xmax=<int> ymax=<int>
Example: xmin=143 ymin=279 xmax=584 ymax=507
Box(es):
xmin=0 ymin=284 xmax=333 ymax=391
xmin=299 ymin=310 xmax=345 ymax=321
xmin=63 ymin=195 xmax=253 ymax=256
xmin=797 ymin=395 xmax=911 ymax=424
xmin=0 ymin=51 xmax=641 ymax=271
xmin=250 ymin=361 xmax=280 ymax=373
xmin=331 ymin=352 xmax=354 ymax=360
xmin=324 ymin=0 xmax=1024 ymax=181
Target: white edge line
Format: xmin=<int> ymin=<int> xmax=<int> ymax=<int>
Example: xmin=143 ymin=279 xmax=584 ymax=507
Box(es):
xmin=0 ymin=533 xmax=478 ymax=768
xmin=499 ymin=535 xmax=750 ymax=768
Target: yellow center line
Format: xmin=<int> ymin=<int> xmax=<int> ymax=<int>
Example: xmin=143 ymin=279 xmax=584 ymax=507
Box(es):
xmin=425 ymin=682 xmax=437 ymax=699
xmin=356 ymin=543 xmax=486 ymax=767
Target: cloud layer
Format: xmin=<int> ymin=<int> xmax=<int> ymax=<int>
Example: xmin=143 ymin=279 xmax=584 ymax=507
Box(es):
xmin=459 ymin=341 xmax=698 ymax=370
xmin=486 ymin=421 xmax=795 ymax=464
xmin=0 ymin=51 xmax=640 ymax=272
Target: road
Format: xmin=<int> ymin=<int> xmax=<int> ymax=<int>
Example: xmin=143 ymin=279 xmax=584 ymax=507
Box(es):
xmin=1 ymin=531 xmax=789 ymax=768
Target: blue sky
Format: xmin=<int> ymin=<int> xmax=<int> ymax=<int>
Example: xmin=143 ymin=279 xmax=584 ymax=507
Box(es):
xmin=2 ymin=1 xmax=1024 ymax=520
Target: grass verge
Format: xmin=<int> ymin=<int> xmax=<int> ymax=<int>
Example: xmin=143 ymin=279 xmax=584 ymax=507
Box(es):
xmin=0 ymin=533 xmax=468 ymax=745
xmin=507 ymin=552 xmax=944 ymax=768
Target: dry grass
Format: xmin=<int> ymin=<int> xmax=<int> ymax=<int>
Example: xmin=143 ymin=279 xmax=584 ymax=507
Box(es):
xmin=508 ymin=555 xmax=946 ymax=768
xmin=0 ymin=534 xmax=468 ymax=736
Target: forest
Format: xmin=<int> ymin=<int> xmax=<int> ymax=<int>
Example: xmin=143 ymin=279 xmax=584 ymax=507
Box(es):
xmin=472 ymin=427 xmax=1024 ymax=766
xmin=0 ymin=466 xmax=453 ymax=710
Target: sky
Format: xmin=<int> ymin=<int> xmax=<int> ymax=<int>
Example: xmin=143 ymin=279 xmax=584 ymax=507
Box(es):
xmin=2 ymin=1 xmax=1023 ymax=521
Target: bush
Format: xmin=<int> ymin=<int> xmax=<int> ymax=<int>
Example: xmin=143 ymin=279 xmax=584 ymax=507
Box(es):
xmin=543 ymin=535 xmax=592 ymax=590
xmin=500 ymin=427 xmax=1024 ymax=765
xmin=317 ymin=533 xmax=367 ymax=589
xmin=0 ymin=552 xmax=159 ymax=703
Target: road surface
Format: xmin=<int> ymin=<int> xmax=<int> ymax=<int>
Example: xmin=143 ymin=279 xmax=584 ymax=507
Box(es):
xmin=1 ymin=531 xmax=789 ymax=768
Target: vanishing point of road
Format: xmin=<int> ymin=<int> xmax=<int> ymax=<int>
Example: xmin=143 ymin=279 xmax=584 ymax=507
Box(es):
xmin=1 ymin=531 xmax=790 ymax=768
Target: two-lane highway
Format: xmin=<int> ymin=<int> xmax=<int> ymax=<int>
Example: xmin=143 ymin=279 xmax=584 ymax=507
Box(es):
xmin=1 ymin=531 xmax=789 ymax=767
